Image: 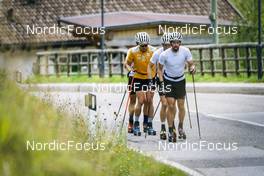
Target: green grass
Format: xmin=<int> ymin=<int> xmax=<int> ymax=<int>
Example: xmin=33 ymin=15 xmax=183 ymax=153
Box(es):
xmin=25 ymin=73 xmax=264 ymax=84
xmin=0 ymin=71 xmax=186 ymax=176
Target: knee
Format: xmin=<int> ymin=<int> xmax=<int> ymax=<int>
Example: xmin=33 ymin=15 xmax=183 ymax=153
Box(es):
xmin=137 ymin=97 xmax=145 ymax=105
xmin=178 ymin=104 xmax=185 ymax=112
xmin=130 ymin=97 xmax=136 ymax=105
xmin=167 ymin=103 xmax=175 ymax=110
xmin=161 ymin=100 xmax=167 ymax=108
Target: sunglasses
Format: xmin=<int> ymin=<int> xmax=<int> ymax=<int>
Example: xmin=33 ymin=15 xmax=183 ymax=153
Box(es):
xmin=140 ymin=44 xmax=148 ymax=47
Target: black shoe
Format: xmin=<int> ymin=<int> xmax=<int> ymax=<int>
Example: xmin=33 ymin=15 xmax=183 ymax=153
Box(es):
xmin=178 ymin=128 xmax=186 ymax=140
xmin=168 ymin=130 xmax=177 ymax=143
xmin=160 ymin=130 xmax=167 ymax=140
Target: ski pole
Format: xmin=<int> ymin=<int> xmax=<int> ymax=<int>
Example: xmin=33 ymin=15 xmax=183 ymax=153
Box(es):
xmin=114 ymin=89 xmax=127 ymax=120
xmin=120 ymin=77 xmax=134 ymax=134
xmin=185 ymin=92 xmax=192 ymax=129
xmin=153 ymin=100 xmax=161 ymax=118
xmin=192 ymin=73 xmax=201 ymax=139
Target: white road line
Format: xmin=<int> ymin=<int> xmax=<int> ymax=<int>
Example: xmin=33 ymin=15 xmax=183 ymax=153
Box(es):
xmin=207 ymin=114 xmax=264 ymax=128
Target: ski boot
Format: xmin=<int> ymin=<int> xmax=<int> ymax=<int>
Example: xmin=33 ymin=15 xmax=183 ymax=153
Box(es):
xmin=128 ymin=122 xmax=133 ymax=133
xmin=168 ymin=130 xmax=177 ymax=143
xmin=178 ymin=128 xmax=186 ymax=140
xmin=133 ymin=121 xmax=141 ymax=136
xmin=160 ymin=130 xmax=167 ymax=140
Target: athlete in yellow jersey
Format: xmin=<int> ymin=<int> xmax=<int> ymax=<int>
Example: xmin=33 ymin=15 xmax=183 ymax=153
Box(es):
xmin=125 ymin=32 xmax=157 ymax=136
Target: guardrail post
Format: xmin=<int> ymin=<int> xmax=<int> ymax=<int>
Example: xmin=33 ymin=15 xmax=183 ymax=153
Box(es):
xmin=199 ymin=49 xmax=204 ymax=76
xmin=109 ymin=53 xmax=113 ymax=77
xmin=209 ymin=48 xmax=215 ymax=77
xmin=245 ymin=47 xmax=251 ymax=77
xmin=88 ymin=53 xmax=92 ymax=77
xmin=67 ymin=54 xmax=70 ymax=77
xmin=120 ymin=53 xmax=124 ymax=77
xmin=221 ymin=48 xmax=227 ymax=77
xmin=234 ymin=47 xmax=240 ymax=76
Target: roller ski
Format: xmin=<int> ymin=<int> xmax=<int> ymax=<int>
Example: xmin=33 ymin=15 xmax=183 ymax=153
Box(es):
xmin=178 ymin=128 xmax=186 ymax=140
xmin=168 ymin=130 xmax=177 ymax=143
xmin=133 ymin=121 xmax=141 ymax=136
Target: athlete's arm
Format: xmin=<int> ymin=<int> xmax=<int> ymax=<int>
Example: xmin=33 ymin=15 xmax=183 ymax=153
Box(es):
xmin=187 ymin=60 xmax=196 ymax=74
xmin=158 ymin=63 xmax=164 ymax=82
xmin=147 ymin=62 xmax=155 ymax=80
xmin=186 ymin=48 xmax=195 ymax=74
xmin=125 ymin=49 xmax=134 ymax=72
xmin=125 ymin=60 xmax=133 ymax=72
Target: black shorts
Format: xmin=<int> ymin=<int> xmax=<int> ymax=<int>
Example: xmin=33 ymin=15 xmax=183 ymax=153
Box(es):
xmin=156 ymin=77 xmax=165 ymax=96
xmin=164 ymin=78 xmax=186 ymax=99
xmin=128 ymin=76 xmax=136 ymax=95
xmin=133 ymin=78 xmax=156 ymax=92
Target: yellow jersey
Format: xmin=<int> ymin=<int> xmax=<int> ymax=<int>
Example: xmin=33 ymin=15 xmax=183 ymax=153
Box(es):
xmin=126 ymin=45 xmax=157 ymax=79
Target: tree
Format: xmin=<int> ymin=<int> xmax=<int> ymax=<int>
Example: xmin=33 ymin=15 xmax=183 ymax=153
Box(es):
xmin=229 ymin=0 xmax=264 ymax=42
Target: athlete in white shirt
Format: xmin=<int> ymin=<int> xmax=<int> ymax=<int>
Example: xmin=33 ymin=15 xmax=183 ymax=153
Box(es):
xmin=158 ymin=32 xmax=195 ymax=143
xmin=147 ymin=33 xmax=170 ymax=140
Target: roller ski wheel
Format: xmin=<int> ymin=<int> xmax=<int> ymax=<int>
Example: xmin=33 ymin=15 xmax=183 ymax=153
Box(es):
xmin=147 ymin=127 xmax=156 ymax=136
xmin=160 ymin=130 xmax=167 ymax=140
xmin=133 ymin=122 xmax=141 ymax=136
xmin=168 ymin=131 xmax=177 ymax=143
xmin=178 ymin=128 xmax=186 ymax=140
xmin=128 ymin=122 xmax=133 ymax=133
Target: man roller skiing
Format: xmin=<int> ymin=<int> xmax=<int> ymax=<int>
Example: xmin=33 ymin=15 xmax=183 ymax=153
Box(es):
xmin=125 ymin=32 xmax=157 ymax=136
xmin=158 ymin=32 xmax=196 ymax=143
xmin=147 ymin=33 xmax=171 ymax=140
xmin=125 ymin=37 xmax=141 ymax=134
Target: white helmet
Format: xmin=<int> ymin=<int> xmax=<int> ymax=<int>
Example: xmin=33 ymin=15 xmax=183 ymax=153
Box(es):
xmin=161 ymin=33 xmax=170 ymax=44
xmin=135 ymin=32 xmax=150 ymax=45
xmin=169 ymin=32 xmax=183 ymax=42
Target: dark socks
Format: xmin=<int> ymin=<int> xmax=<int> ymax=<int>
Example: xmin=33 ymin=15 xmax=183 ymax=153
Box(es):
xmin=178 ymin=122 xmax=183 ymax=129
xmin=169 ymin=127 xmax=173 ymax=133
xmin=161 ymin=124 xmax=166 ymax=131
xmin=129 ymin=114 xmax=133 ymax=124
xmin=143 ymin=115 xmax=148 ymax=124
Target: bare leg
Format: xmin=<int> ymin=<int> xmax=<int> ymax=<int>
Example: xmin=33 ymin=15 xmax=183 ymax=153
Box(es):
xmin=166 ymin=97 xmax=176 ymax=128
xmin=177 ymin=98 xmax=185 ymax=128
xmin=160 ymin=95 xmax=167 ymax=123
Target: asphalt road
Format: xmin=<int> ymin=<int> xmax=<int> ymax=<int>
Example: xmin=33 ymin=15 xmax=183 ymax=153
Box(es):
xmin=32 ymin=91 xmax=264 ymax=176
